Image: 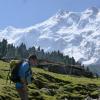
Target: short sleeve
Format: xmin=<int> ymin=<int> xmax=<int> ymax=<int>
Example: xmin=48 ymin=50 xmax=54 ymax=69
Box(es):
xmin=19 ymin=62 xmax=29 ymax=80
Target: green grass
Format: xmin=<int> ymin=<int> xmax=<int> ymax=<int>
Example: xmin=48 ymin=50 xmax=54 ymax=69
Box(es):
xmin=32 ymin=67 xmax=100 ymax=85
xmin=0 ymin=60 xmax=100 ymax=100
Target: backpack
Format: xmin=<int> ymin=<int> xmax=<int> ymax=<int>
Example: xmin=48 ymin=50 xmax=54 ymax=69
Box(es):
xmin=9 ymin=60 xmax=23 ymax=83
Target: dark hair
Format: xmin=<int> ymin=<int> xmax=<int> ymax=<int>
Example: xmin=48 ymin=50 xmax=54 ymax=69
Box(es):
xmin=28 ymin=55 xmax=37 ymax=60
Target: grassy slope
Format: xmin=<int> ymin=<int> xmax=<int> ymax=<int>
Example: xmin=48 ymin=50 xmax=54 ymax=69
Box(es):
xmin=0 ymin=60 xmax=100 ymax=100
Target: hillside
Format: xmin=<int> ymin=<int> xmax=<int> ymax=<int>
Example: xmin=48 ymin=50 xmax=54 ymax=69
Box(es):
xmin=0 ymin=60 xmax=100 ymax=100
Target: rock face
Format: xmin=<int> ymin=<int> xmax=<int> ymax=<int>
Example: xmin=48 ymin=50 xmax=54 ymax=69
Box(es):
xmin=0 ymin=7 xmax=100 ymax=67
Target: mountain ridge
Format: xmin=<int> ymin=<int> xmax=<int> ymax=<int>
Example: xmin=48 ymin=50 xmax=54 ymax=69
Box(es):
xmin=0 ymin=7 xmax=100 ymax=67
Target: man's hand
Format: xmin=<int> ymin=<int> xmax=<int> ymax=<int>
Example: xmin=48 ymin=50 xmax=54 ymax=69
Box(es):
xmin=20 ymin=78 xmax=27 ymax=85
xmin=20 ymin=78 xmax=28 ymax=91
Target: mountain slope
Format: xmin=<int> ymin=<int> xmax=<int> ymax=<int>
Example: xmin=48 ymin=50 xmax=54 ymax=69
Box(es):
xmin=0 ymin=60 xmax=100 ymax=100
xmin=0 ymin=7 xmax=100 ymax=66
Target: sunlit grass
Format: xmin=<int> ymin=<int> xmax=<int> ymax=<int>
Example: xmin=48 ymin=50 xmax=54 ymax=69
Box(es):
xmin=32 ymin=67 xmax=100 ymax=86
xmin=0 ymin=60 xmax=100 ymax=100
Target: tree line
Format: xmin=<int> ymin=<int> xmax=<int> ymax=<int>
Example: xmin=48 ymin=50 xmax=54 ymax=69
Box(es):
xmin=0 ymin=39 xmax=97 ymax=77
xmin=0 ymin=39 xmax=79 ymax=65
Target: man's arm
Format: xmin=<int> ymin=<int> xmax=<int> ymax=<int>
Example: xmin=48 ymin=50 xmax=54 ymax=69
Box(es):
xmin=19 ymin=62 xmax=29 ymax=85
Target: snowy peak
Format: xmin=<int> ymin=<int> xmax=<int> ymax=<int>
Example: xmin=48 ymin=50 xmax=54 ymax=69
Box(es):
xmin=0 ymin=7 xmax=100 ymax=67
xmin=54 ymin=9 xmax=80 ymax=20
xmin=83 ymin=7 xmax=99 ymax=19
xmin=86 ymin=7 xmax=99 ymax=14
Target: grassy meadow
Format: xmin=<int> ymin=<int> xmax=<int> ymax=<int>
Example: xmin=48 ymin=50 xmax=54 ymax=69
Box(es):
xmin=0 ymin=60 xmax=100 ymax=100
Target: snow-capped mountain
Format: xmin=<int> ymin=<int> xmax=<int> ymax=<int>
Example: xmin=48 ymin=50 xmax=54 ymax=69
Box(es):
xmin=0 ymin=7 xmax=100 ymax=67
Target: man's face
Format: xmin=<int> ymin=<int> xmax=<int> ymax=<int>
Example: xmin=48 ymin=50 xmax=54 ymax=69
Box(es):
xmin=29 ymin=59 xmax=37 ymax=66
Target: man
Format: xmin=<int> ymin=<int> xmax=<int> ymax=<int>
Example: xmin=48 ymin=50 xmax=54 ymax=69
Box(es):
xmin=15 ymin=55 xmax=37 ymax=100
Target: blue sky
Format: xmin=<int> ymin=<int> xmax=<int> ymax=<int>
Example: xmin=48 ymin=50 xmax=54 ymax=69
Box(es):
xmin=0 ymin=0 xmax=99 ymax=29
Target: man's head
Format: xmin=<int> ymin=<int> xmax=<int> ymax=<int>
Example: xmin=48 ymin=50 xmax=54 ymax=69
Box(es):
xmin=28 ymin=55 xmax=37 ymax=66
